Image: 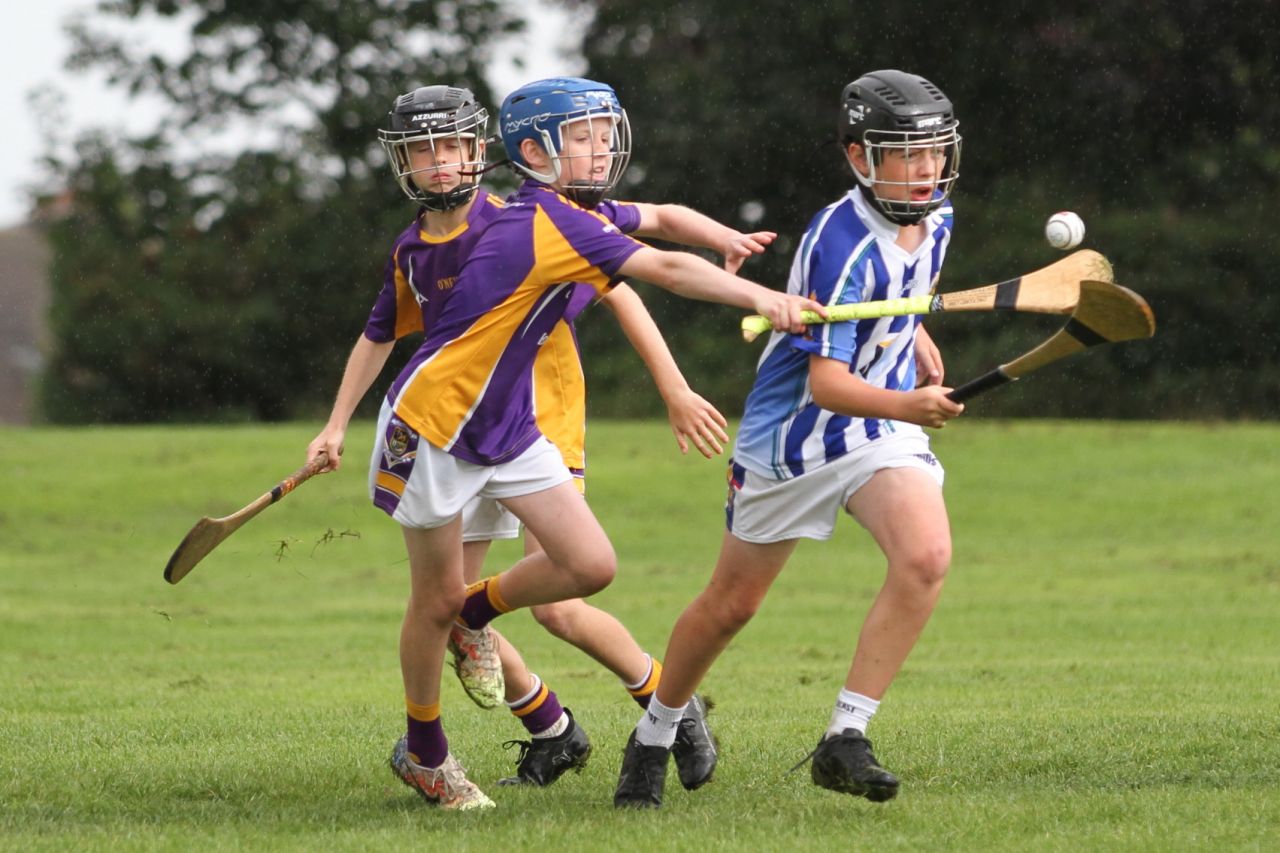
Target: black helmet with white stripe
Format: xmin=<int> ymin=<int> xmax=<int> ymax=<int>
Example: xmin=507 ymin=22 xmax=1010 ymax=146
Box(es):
xmin=839 ymin=70 xmax=961 ymax=225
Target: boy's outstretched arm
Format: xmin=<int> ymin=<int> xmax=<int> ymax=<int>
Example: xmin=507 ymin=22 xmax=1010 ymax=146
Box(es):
xmin=600 ymin=283 xmax=729 ymax=457
xmin=307 ymin=335 xmax=394 ymax=471
xmin=629 ymin=202 xmax=775 ymax=273
xmin=617 ymin=246 xmax=824 ymax=333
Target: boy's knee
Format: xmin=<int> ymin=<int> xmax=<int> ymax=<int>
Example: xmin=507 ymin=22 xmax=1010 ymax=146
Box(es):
xmin=531 ymin=601 xmax=575 ymax=637
xmin=569 ymin=547 xmax=616 ymax=596
xmin=577 ymin=558 xmax=616 ymax=596
xmin=408 ymin=585 xmax=465 ymax=626
xmin=709 ymin=589 xmax=763 ymax=632
xmin=902 ymin=542 xmax=951 ymax=589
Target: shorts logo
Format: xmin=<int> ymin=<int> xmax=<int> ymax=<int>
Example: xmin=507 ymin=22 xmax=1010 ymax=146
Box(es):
xmin=724 ymin=462 xmax=743 ymax=512
xmin=383 ymin=418 xmax=419 ymax=466
xmin=912 ymin=452 xmax=938 ymax=467
xmin=388 ymin=424 xmax=410 ymax=457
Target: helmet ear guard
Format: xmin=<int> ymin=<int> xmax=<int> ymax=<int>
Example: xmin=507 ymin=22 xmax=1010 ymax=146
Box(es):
xmin=839 ymin=70 xmax=961 ymax=225
xmin=499 ymin=77 xmax=632 ymax=207
xmin=378 ymin=85 xmax=489 ymax=211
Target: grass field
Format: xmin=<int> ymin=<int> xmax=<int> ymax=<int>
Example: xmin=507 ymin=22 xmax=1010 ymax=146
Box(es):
xmin=2 ymin=419 xmax=1278 ymax=851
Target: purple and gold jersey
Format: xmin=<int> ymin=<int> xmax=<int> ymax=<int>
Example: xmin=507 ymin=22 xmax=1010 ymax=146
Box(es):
xmin=386 ymin=180 xmax=644 ymax=466
xmin=363 ymin=188 xmax=506 ymax=344
xmin=533 ymin=284 xmax=598 ymax=474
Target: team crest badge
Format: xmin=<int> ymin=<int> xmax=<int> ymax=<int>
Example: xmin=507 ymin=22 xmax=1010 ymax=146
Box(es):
xmin=383 ymin=418 xmax=418 ymax=466
xmin=388 ymin=424 xmax=410 ymax=457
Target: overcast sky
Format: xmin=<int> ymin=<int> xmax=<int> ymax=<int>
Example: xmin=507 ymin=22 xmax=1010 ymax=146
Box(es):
xmin=0 ymin=1 xmax=581 ymax=229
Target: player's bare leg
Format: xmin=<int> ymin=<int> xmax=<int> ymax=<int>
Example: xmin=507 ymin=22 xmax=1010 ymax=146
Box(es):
xmin=390 ymin=516 xmax=494 ymax=810
xmin=401 ymin=517 xmax=467 ymax=711
xmin=843 ymin=467 xmax=951 ymax=700
xmin=613 ymin=533 xmax=796 ymax=808
xmin=522 ymin=532 xmax=651 ymax=684
xmin=655 ymin=533 xmax=798 ymax=708
xmin=806 ymin=467 xmax=950 ymax=803
xmin=459 ymin=533 xmax=591 ymax=786
xmin=460 ymin=536 xmax=643 ymax=690
xmin=469 ymin=481 xmax=618 ymax=612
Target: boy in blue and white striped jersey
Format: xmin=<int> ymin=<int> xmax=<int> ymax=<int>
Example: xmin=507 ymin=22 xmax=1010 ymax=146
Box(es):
xmin=614 ymin=70 xmax=967 ymax=808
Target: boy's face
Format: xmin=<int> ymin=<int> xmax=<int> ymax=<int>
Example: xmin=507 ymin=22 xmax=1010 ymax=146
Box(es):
xmin=555 ymin=115 xmax=616 ymax=187
xmin=848 ymin=141 xmax=946 ymax=205
xmin=406 ymin=135 xmax=474 ymax=194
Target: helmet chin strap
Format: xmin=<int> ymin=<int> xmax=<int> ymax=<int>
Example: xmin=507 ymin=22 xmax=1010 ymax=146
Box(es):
xmin=563 ymin=184 xmax=608 ymax=208
xmin=418 ymin=184 xmax=479 ymax=212
xmin=854 ymin=182 xmax=929 ymax=227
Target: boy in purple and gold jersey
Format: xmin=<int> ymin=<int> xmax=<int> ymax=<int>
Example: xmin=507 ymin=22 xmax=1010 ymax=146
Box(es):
xmin=358 ymin=76 xmax=822 ymax=809
xmin=454 ymin=278 xmax=729 ymax=792
xmin=309 ymin=83 xmax=761 ymax=809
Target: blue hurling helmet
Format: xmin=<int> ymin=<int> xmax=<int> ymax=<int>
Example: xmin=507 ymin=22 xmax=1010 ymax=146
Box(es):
xmin=499 ymin=77 xmax=632 ymax=207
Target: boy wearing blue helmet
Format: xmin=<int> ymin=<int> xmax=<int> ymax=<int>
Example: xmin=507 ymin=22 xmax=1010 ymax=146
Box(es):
xmin=363 ymin=76 xmax=822 ymax=807
xmin=310 ymin=82 xmax=753 ymax=809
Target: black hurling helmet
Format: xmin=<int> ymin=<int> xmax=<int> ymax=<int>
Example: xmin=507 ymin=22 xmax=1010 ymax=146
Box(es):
xmin=839 ymin=70 xmax=961 ymax=225
xmin=378 ymin=85 xmax=489 ymax=211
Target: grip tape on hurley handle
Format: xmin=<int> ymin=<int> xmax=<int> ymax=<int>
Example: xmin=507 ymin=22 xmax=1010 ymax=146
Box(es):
xmin=946 ymin=369 xmax=1014 ymax=404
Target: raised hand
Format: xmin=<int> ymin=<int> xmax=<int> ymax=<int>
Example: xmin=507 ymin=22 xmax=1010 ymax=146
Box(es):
xmin=723 ymin=230 xmax=777 ymax=274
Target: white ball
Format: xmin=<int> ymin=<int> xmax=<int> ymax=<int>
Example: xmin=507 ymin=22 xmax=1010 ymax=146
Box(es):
xmin=1045 ymin=211 xmax=1085 ymax=250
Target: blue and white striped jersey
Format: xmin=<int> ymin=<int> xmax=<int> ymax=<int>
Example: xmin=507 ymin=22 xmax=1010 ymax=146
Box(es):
xmin=734 ymin=189 xmax=954 ymax=480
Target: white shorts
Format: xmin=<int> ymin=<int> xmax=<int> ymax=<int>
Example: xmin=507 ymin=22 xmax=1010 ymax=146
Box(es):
xmin=460 ymin=470 xmax=585 ymax=543
xmin=725 ymin=433 xmax=944 ymax=544
xmin=369 ymin=400 xmax=571 ymax=530
xmin=460 ymin=497 xmax=521 ymax=543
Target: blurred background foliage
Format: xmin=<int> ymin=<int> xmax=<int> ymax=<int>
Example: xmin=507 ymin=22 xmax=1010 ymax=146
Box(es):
xmin=37 ymin=0 xmax=1279 ymax=422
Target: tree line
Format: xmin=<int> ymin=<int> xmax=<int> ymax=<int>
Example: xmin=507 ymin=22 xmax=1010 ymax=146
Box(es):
xmin=38 ymin=1 xmax=1279 ymax=423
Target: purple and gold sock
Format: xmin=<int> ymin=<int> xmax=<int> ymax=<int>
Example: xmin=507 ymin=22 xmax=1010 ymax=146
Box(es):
xmin=626 ymin=655 xmax=663 ymax=709
xmin=509 ymin=675 xmax=567 ymax=737
xmin=405 ymin=698 xmax=448 ymax=768
xmin=457 ymin=576 xmax=511 ymax=630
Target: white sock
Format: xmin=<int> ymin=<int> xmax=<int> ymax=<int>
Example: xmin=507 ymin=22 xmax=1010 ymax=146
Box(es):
xmin=634 ymin=695 xmax=686 ymax=749
xmin=827 ymin=689 xmax=879 ymax=738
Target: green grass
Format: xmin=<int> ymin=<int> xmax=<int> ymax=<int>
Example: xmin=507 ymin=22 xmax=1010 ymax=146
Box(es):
xmin=2 ymin=419 xmax=1278 ymax=850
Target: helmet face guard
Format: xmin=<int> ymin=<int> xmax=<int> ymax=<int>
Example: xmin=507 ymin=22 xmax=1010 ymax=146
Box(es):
xmin=839 ymin=70 xmax=962 ymax=225
xmin=501 ymin=78 xmax=632 ymax=207
xmin=378 ymin=85 xmax=489 ymax=212
xmin=854 ymin=126 xmax=962 ymax=225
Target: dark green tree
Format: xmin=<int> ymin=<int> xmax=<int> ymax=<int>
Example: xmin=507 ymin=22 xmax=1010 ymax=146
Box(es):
xmin=42 ymin=0 xmax=520 ymax=422
xmin=566 ymin=1 xmax=1280 ymax=419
